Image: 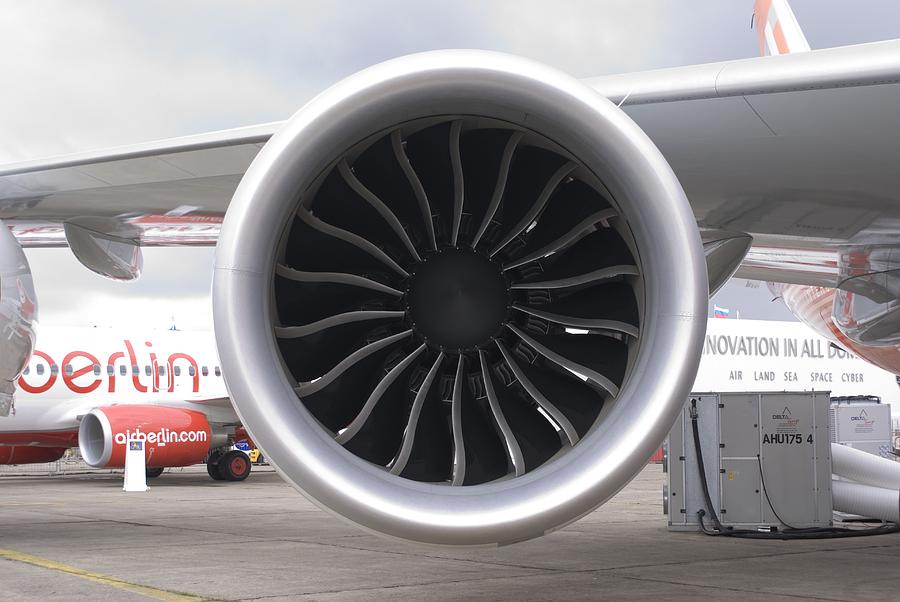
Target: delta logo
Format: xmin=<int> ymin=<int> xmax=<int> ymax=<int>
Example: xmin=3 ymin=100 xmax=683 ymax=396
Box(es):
xmin=850 ymin=409 xmax=875 ymax=427
xmin=772 ymin=406 xmax=800 ymax=426
xmin=772 ymin=407 xmax=792 ymax=420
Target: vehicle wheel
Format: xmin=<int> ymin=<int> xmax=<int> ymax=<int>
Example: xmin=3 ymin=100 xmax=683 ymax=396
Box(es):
xmin=207 ymin=451 xmax=225 ymax=481
xmin=145 ymin=467 xmax=165 ymax=478
xmin=218 ymin=450 xmax=252 ymax=482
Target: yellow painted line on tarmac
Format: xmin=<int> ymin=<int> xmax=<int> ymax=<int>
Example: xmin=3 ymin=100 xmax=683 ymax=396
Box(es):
xmin=0 ymin=548 xmax=210 ymax=601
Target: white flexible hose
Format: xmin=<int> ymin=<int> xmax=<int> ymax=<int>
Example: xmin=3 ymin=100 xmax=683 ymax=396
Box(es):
xmin=832 ymin=479 xmax=900 ymax=523
xmin=831 ymin=443 xmax=900 ymax=490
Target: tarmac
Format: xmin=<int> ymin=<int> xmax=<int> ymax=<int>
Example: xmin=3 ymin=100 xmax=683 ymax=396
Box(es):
xmin=1 ymin=463 xmax=899 ymax=601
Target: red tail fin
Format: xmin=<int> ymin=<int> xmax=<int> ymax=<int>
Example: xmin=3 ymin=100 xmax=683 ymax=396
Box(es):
xmin=753 ymin=0 xmax=811 ymax=56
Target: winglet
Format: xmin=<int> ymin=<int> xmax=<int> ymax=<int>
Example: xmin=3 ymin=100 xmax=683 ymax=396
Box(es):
xmin=753 ymin=0 xmax=811 ymax=56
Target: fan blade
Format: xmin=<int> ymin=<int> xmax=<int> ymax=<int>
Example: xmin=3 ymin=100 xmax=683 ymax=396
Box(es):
xmin=479 ymin=350 xmax=525 ymax=477
xmin=350 ymin=131 xmax=432 ymax=253
xmin=496 ymin=340 xmax=579 ymax=446
xmin=511 ymin=265 xmax=638 ymax=290
xmin=513 ymin=306 xmax=638 ymax=338
xmin=391 ymin=131 xmax=437 ymax=250
xmin=295 ymin=332 xmax=413 ymax=431
xmin=307 ymin=168 xmax=410 ymax=262
xmin=276 ymin=310 xmax=405 ymax=338
xmin=513 ymin=280 xmax=640 ymax=338
xmin=449 ymin=120 xmax=464 ymax=246
xmin=507 ymin=324 xmax=624 ymax=397
xmin=276 ymin=264 xmax=403 ymax=296
xmin=489 ymin=160 xmax=576 ymax=257
xmin=336 ymin=344 xmax=427 ymax=451
xmin=390 ymin=353 xmax=445 ymax=475
xmin=404 ymin=122 xmax=455 ymax=245
xmin=485 ymin=360 xmax=563 ymax=472
xmin=338 ymin=161 xmax=421 ymax=262
xmin=511 ymin=224 xmax=635 ymax=280
xmin=458 ymin=129 xmax=521 ymax=247
xmin=292 ymin=209 xmax=408 ymax=279
xmin=398 ymin=359 xmax=453 ymax=483
xmin=450 ymin=356 xmax=508 ymax=485
xmin=278 ymin=321 xmax=407 ymax=384
xmin=501 ymin=179 xmax=614 ymax=262
xmin=451 ymin=355 xmax=466 ymax=486
xmin=503 ymin=210 xmax=616 ymax=271
xmin=510 ymin=352 xmax=606 ymax=439
xmin=295 ymin=330 xmax=412 ymax=396
xmin=275 ymin=265 xmax=402 ymax=329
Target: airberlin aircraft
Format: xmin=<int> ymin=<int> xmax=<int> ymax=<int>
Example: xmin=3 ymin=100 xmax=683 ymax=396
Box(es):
xmin=0 ymin=326 xmax=253 ymax=481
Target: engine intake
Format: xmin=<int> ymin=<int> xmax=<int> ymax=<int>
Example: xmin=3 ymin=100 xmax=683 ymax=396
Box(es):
xmin=214 ymin=50 xmax=707 ymax=545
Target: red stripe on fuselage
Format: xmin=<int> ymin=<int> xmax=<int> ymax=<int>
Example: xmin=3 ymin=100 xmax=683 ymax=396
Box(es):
xmin=0 ymin=430 xmax=79 ymax=447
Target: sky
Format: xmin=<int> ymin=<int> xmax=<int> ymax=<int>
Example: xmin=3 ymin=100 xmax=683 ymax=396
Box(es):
xmin=3 ymin=1 xmax=900 ymax=330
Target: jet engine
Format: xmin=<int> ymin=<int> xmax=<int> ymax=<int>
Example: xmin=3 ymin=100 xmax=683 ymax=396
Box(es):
xmin=0 ymin=219 xmax=38 ymax=417
xmin=78 ymin=405 xmax=215 ymax=468
xmin=213 ymin=51 xmax=707 ymax=545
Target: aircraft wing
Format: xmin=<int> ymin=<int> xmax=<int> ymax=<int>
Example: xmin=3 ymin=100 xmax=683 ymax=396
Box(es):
xmin=0 ymin=122 xmax=278 ymax=246
xmin=590 ymin=38 xmax=900 ymax=287
xmin=2 ymin=40 xmax=900 ymax=287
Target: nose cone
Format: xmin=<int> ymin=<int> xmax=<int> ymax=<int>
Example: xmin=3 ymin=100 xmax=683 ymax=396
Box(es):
xmin=407 ymin=247 xmax=509 ymax=351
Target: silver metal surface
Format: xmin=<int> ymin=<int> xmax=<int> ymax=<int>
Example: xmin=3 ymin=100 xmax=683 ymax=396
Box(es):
xmin=0 ymin=219 xmax=37 ymax=416
xmin=702 ymin=230 xmax=753 ymax=296
xmin=736 ymin=246 xmax=839 ymax=287
xmin=63 ymin=217 xmax=142 ymax=280
xmin=587 ymin=39 xmax=900 ymax=105
xmin=213 ymin=50 xmax=706 ymax=546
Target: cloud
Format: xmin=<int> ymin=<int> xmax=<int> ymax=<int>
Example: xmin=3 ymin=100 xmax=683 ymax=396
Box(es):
xmin=0 ymin=2 xmax=303 ymax=162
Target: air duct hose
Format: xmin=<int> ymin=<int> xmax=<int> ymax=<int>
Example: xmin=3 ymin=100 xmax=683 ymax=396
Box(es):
xmin=832 ymin=479 xmax=900 ymax=523
xmin=832 ymin=443 xmax=900 ymax=489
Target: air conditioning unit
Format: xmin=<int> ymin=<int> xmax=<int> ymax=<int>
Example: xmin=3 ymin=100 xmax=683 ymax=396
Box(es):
xmin=664 ymin=392 xmax=832 ymax=531
xmin=830 ymin=397 xmax=895 ymax=460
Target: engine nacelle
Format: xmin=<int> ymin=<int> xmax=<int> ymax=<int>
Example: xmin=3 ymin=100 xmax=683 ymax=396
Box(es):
xmin=0 ymin=219 xmax=38 ymax=416
xmin=775 ymin=283 xmax=900 ymax=375
xmin=78 ymin=405 xmax=212 ymax=468
xmin=833 ymin=246 xmax=900 ymax=347
xmin=214 ymin=50 xmax=707 ymax=545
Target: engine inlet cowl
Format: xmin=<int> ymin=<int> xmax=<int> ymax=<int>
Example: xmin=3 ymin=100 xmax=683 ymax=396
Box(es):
xmin=214 ymin=50 xmax=707 ymax=546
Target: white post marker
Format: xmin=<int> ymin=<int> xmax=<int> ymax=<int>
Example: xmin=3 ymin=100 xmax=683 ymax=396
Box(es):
xmin=123 ymin=438 xmax=149 ymax=492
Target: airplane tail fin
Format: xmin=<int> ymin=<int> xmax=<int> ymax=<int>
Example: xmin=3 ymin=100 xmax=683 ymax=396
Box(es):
xmin=753 ymin=0 xmax=811 ymax=56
